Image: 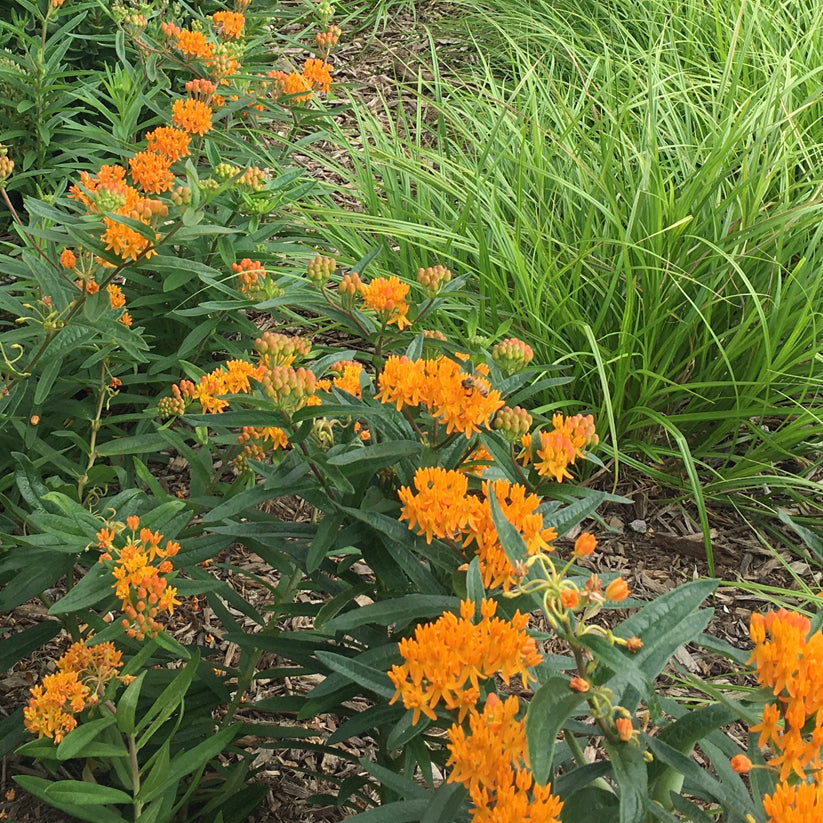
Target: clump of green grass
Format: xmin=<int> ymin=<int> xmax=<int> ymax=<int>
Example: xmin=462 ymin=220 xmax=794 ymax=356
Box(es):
xmin=297 ymin=0 xmax=823 ymax=556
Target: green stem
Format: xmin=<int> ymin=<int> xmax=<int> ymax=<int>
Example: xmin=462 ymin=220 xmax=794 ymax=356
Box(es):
xmin=127 ymin=732 xmax=143 ymax=818
xmin=77 ymin=361 xmax=108 ymax=501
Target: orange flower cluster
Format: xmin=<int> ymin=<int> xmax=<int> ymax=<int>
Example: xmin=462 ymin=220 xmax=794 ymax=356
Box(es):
xmin=447 ymin=694 xmax=563 ymax=823
xmin=359 ymin=276 xmax=411 ymax=329
xmin=376 ymin=355 xmax=504 ymax=439
xmin=268 ymin=58 xmax=333 ymax=103
xmin=747 ymin=610 xmax=823 ymax=783
xmin=388 ymin=599 xmax=541 ymax=724
xmin=176 ymin=359 xmax=267 ymax=414
xmin=69 ymin=164 xmax=166 ymax=262
xmin=233 ymin=257 xmax=267 ymax=297
xmin=318 ymin=360 xmax=364 ymax=397
xmin=97 ymin=515 xmax=180 ymax=640
xmin=763 ymin=782 xmax=823 ymax=823
xmin=145 ymin=125 xmax=191 ymax=162
xmin=465 ymin=479 xmax=557 ymax=590
xmin=522 ymin=413 xmax=599 ymax=483
xmin=398 ymin=468 xmax=557 ymax=590
xmin=24 ymin=638 xmax=125 ymax=743
xmin=171 ymin=97 xmax=214 ymax=136
xmin=106 ymin=284 xmax=132 ymax=326
xmin=212 ymin=10 xmax=245 ymax=40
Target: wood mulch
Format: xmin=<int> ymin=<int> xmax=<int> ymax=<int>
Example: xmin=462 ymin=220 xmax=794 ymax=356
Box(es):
xmin=3 ymin=2 xmax=822 ymax=821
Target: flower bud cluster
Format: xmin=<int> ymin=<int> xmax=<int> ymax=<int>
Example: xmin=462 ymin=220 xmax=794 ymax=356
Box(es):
xmin=315 ymin=25 xmax=342 ymax=50
xmin=185 ymin=78 xmax=218 ymax=97
xmin=170 ymin=185 xmax=192 ymax=206
xmin=215 ymin=162 xmax=240 ymax=181
xmin=416 ymin=264 xmax=451 ymax=296
xmin=307 ymin=254 xmax=336 ymax=287
xmin=339 ymin=271 xmax=362 ymax=308
xmin=158 ymin=383 xmax=187 ymax=417
xmin=259 ymin=365 xmax=317 ymax=414
xmin=492 ymin=337 xmax=534 ymax=375
xmin=254 ymin=331 xmax=311 ymax=368
xmin=493 ymin=404 xmax=533 ymax=442
xmin=0 ymin=144 xmax=13 ymax=184
xmin=239 ymin=166 xmax=266 ymax=190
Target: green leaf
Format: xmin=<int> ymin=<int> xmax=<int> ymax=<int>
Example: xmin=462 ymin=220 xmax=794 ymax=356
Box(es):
xmin=314 ymin=651 xmax=395 ymax=699
xmin=420 ymin=782 xmax=466 ymax=823
xmin=324 ymin=595 xmax=460 ymax=633
xmin=307 ymin=512 xmax=342 ymax=574
xmin=55 ymin=716 xmax=118 ymax=761
xmin=345 ymin=799 xmax=428 ymax=822
xmin=34 ymin=356 xmax=62 ymax=406
xmin=778 ymin=509 xmax=823 ymax=562
xmin=525 ymin=676 xmax=588 ymax=785
xmin=95 ymin=433 xmax=169 ymax=457
xmin=327 ymin=440 xmax=422 ymax=468
xmin=0 ymin=621 xmax=61 ymax=673
xmin=45 ymin=779 xmax=133 ymax=805
xmin=605 ymin=738 xmax=648 ymax=823
xmin=136 ymin=651 xmax=201 ymax=747
xmin=13 ymin=777 xmax=131 ymax=823
xmin=137 ymin=726 xmax=236 ymax=804
xmin=49 ymin=563 xmax=113 ymax=614
xmin=542 ymin=492 xmax=608 ymax=536
xmin=116 ymin=671 xmax=145 ymax=735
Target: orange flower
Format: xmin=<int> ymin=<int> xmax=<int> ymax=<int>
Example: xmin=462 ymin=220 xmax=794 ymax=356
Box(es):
xmin=376 ymin=355 xmax=504 ymax=439
xmin=604 ymin=577 xmax=630 ymax=602
xmin=107 ymin=283 xmax=126 ymax=309
xmin=212 ymin=10 xmax=245 ymax=39
xmin=573 ymin=532 xmax=597 ymax=557
xmin=730 ymin=754 xmax=751 ymax=774
xmin=528 ymin=413 xmax=599 ymax=483
xmin=145 ymin=126 xmax=191 ymax=162
xmin=269 ymin=70 xmax=312 ymax=102
xmin=447 ymin=694 xmax=563 ymax=823
xmin=569 ymin=676 xmax=590 ymax=693
xmin=359 ymin=276 xmax=410 ymax=329
xmin=60 ymin=248 xmax=76 ymax=269
xmin=129 ymin=151 xmax=174 ymax=194
xmin=463 ymin=479 xmax=557 ymax=591
xmin=329 ymin=360 xmax=364 ymax=397
xmin=559 ymin=587 xmax=579 ymax=610
xmin=302 ymin=58 xmax=333 ymax=93
xmin=175 ymin=28 xmax=213 ymax=60
xmin=398 ymin=467 xmax=472 ymax=545
xmin=171 ymin=98 xmax=213 ymax=135
xmin=99 ymin=516 xmax=181 ymax=640
xmin=763 ymin=781 xmax=823 ymax=823
xmin=388 ymin=599 xmax=542 ymax=724
xmin=614 ymin=716 xmax=634 ymax=742
xmin=24 ymin=637 xmax=125 ymax=744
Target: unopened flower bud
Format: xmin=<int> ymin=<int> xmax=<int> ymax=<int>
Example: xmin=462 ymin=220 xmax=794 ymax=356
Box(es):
xmin=615 ymin=716 xmax=634 ymax=742
xmin=569 ymin=676 xmax=590 ymax=693
xmin=574 ymin=532 xmax=597 ymax=557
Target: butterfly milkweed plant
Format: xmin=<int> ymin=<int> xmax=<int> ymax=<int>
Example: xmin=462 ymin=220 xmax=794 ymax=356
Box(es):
xmin=0 ymin=1 xmax=820 ymax=822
